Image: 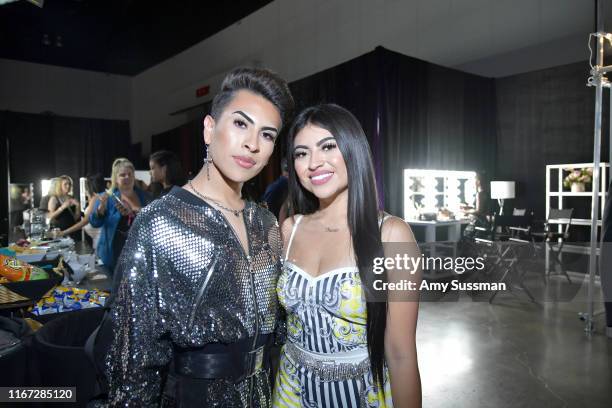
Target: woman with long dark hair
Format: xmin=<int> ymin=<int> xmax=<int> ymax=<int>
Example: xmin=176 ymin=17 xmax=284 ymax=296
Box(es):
xmin=149 ymin=150 xmax=187 ymax=198
xmin=274 ymin=104 xmax=421 ymax=407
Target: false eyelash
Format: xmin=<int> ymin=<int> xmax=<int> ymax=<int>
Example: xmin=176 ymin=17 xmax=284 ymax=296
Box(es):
xmin=321 ymin=142 xmax=337 ymax=150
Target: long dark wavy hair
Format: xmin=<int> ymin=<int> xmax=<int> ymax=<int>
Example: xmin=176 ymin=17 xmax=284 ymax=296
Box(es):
xmin=286 ymin=103 xmax=387 ymax=388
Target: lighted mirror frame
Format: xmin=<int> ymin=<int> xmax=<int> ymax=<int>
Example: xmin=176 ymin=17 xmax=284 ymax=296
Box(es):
xmin=403 ymin=169 xmax=477 ymax=220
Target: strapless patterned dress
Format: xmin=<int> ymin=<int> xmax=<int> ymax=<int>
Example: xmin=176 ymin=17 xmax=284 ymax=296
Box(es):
xmin=273 ymin=215 xmax=392 ymax=408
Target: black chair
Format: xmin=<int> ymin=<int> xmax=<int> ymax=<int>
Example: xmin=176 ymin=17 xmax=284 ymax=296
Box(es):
xmin=466 ymin=215 xmax=537 ymax=303
xmin=508 ymin=231 xmax=547 ymax=288
xmin=531 ymin=208 xmax=573 ymax=283
xmin=30 ymin=308 xmax=106 ymax=407
xmin=505 ymin=211 xmax=548 ymax=290
xmin=0 ymin=316 xmax=32 ymax=387
xmin=470 ymin=214 xmax=531 ymax=243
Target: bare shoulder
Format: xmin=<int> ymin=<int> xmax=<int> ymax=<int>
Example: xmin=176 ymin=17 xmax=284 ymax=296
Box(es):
xmin=280 ymin=214 xmax=301 ymax=245
xmin=381 ymin=215 xmax=416 ymax=243
xmin=47 ymin=195 xmax=58 ymax=209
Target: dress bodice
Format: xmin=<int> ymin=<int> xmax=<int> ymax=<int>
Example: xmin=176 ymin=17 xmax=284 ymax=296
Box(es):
xmin=277 ymin=215 xmax=368 ymax=354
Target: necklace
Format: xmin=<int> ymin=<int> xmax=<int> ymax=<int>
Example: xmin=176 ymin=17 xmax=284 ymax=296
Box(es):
xmin=188 ymin=180 xmax=245 ymax=217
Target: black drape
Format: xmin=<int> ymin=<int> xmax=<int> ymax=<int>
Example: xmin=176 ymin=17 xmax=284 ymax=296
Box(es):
xmin=379 ymin=51 xmax=496 ymax=216
xmin=150 ymin=47 xmax=498 ymax=214
xmin=151 ymin=116 xmax=204 ymax=180
xmin=495 ymin=61 xmax=609 ymax=218
xmin=290 ymin=47 xmax=497 ymax=216
xmin=1 ymin=132 xmax=8 ymax=246
xmin=288 ymin=49 xmax=381 ymax=200
xmin=0 ymin=111 xmax=132 ymax=203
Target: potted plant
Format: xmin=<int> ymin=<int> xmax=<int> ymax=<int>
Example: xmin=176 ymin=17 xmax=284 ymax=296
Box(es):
xmin=563 ymin=167 xmax=593 ymax=192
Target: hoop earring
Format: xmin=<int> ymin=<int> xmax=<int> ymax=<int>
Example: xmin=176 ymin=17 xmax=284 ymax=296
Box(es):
xmin=204 ymin=144 xmax=213 ymax=180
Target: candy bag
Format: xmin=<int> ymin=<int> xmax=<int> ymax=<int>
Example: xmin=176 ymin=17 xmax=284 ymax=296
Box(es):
xmin=0 ymin=254 xmax=49 ymax=282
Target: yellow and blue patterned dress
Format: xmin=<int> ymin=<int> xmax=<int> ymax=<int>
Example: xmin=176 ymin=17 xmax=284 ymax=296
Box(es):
xmin=273 ymin=215 xmax=392 ymax=408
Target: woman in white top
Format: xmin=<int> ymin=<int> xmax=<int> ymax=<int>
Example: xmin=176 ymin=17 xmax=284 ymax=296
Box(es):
xmin=273 ymin=104 xmax=421 ymax=407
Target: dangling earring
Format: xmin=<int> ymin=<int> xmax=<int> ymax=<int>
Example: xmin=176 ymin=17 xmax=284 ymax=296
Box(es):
xmin=204 ymin=144 xmax=213 ymax=180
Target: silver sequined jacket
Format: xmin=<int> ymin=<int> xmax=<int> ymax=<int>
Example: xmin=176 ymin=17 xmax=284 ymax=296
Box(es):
xmin=104 ymin=187 xmax=283 ymax=407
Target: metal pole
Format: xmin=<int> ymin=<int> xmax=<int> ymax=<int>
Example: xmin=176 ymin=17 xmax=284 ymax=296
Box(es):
xmin=596 ymin=0 xmax=603 ymax=33
xmin=586 ymin=0 xmax=605 ymax=332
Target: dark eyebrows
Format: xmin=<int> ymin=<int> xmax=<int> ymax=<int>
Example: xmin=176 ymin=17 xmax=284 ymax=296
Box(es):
xmin=316 ymin=136 xmax=335 ymax=146
xmin=232 ymin=111 xmax=254 ymax=124
xmin=261 ymin=126 xmax=279 ymax=134
xmin=232 ymin=111 xmax=278 ymax=134
xmin=293 ymin=136 xmax=336 ymax=152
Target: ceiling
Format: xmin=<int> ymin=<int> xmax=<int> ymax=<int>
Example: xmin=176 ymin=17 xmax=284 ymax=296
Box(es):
xmin=0 ymin=0 xmax=273 ymax=76
xmin=2 ymin=0 xmax=612 ymax=80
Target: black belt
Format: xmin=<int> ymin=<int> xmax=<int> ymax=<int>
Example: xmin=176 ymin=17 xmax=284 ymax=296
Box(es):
xmin=172 ymin=335 xmax=272 ymax=382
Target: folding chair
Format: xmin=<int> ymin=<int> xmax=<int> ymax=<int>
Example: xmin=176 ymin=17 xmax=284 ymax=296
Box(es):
xmin=531 ymin=208 xmax=573 ymax=283
xmin=468 ymin=216 xmax=536 ymax=303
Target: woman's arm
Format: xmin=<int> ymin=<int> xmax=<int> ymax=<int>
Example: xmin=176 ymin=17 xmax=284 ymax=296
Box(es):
xmin=280 ymin=215 xmax=296 ymax=254
xmin=381 ymin=216 xmax=422 ymax=408
xmin=47 ymin=196 xmax=68 ymax=221
xmin=70 ymin=199 xmax=81 ymax=221
xmin=60 ymin=198 xmax=95 ymax=237
xmin=89 ymin=194 xmax=109 ymax=228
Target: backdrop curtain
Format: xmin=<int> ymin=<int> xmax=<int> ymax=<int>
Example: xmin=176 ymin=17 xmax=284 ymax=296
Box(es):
xmin=151 ymin=47 xmax=498 ymax=213
xmin=0 ymin=110 xmax=132 ymax=203
xmin=289 ymin=47 xmax=497 ymax=216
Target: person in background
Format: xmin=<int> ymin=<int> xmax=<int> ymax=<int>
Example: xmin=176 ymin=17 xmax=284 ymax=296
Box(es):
xmin=47 ymin=175 xmax=80 ymax=240
xmin=149 ymin=150 xmax=187 ymax=198
xmin=459 ymin=173 xmax=492 ymax=240
xmin=261 ymin=157 xmax=289 ymax=219
xmin=39 ymin=177 xmax=56 ymax=214
xmin=9 ymin=185 xmax=32 ymax=240
xmin=460 ymin=173 xmax=490 ymax=220
xmin=134 ymin=179 xmax=149 ymax=192
xmin=58 ymin=174 xmax=105 ymax=251
xmin=89 ymin=158 xmax=150 ymax=271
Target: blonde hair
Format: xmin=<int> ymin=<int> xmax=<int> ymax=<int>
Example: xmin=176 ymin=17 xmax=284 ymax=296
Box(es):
xmin=50 ymin=175 xmax=73 ymax=197
xmin=110 ymin=158 xmax=135 ymax=190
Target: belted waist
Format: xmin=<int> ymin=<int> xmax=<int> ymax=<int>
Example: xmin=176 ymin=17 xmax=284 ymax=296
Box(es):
xmin=172 ymin=334 xmax=272 ymax=382
xmin=284 ymin=342 xmax=370 ymax=381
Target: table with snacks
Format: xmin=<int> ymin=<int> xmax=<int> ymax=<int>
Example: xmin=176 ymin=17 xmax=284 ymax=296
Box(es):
xmin=0 ymin=237 xmax=111 ymax=316
xmin=0 ymin=233 xmax=113 ymax=400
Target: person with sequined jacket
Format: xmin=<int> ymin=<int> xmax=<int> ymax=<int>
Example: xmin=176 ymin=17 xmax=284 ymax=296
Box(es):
xmin=103 ymin=67 xmax=294 ymax=407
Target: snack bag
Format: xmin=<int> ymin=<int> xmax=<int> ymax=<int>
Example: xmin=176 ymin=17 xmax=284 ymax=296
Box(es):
xmin=0 ymin=254 xmax=49 ymax=282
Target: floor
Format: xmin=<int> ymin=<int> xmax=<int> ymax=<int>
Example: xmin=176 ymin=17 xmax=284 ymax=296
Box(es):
xmin=416 ymin=274 xmax=612 ymax=408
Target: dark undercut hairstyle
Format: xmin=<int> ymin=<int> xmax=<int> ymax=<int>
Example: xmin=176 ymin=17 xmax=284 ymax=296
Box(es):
xmin=149 ymin=150 xmax=187 ymax=187
xmin=210 ymin=67 xmax=294 ymax=131
xmin=286 ymin=104 xmax=388 ymax=390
